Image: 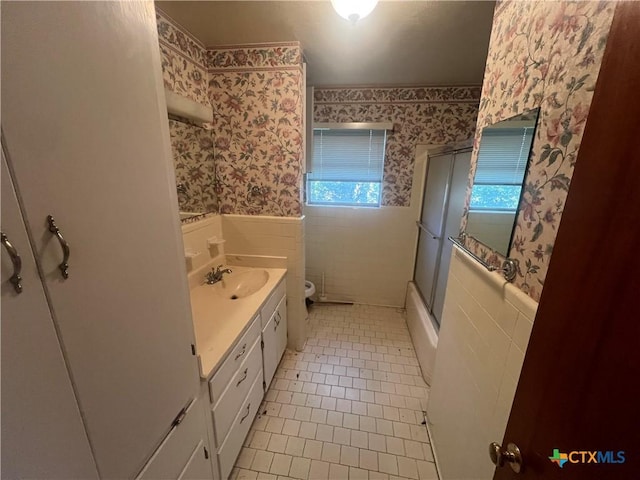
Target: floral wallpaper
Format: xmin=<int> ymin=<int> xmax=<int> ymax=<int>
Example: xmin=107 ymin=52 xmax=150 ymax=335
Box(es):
xmin=156 ymin=10 xmax=210 ymax=107
xmin=168 ymin=119 xmax=217 ymax=213
xmin=208 ymin=43 xmax=304 ymax=217
xmin=461 ymin=0 xmax=615 ymax=301
xmin=207 ymin=44 xmax=302 ymax=69
xmin=314 ymin=87 xmax=480 ymax=206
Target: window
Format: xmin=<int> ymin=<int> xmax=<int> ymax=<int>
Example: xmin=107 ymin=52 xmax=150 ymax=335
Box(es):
xmin=470 ymin=127 xmax=535 ymax=211
xmin=307 ymin=123 xmax=389 ymax=207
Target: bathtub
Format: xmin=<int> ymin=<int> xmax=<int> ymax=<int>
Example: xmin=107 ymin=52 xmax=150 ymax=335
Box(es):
xmin=405 ymin=282 xmax=439 ymax=385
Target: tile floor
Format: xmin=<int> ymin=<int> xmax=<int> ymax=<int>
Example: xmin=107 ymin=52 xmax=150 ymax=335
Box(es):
xmin=231 ymin=304 xmax=439 ymax=480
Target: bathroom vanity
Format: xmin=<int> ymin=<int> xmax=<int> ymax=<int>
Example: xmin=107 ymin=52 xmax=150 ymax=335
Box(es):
xmin=189 ymin=262 xmax=288 ymax=479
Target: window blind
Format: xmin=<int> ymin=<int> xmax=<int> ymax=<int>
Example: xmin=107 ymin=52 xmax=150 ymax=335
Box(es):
xmin=473 ymin=127 xmax=534 ymax=185
xmin=308 ymin=128 xmax=387 ymax=183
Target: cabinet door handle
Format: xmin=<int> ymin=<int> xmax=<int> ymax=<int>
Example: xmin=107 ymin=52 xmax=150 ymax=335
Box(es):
xmin=240 ymin=403 xmax=251 ymax=424
xmin=1 ymin=232 xmax=23 ymax=294
xmin=47 ymin=215 xmax=70 ymax=279
xmin=236 ymin=368 xmax=248 ymax=387
xmin=235 ymin=343 xmax=247 ymax=360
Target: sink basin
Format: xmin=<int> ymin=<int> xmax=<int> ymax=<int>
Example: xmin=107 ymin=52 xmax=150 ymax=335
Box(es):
xmin=211 ymin=269 xmax=269 ymax=300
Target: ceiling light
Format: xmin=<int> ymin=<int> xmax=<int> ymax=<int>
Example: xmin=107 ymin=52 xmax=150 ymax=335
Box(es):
xmin=331 ymin=0 xmax=379 ymax=24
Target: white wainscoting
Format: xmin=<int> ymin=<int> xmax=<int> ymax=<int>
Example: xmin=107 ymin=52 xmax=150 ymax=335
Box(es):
xmin=428 ymin=245 xmax=538 ymax=480
xmin=221 ymin=214 xmax=306 ymax=351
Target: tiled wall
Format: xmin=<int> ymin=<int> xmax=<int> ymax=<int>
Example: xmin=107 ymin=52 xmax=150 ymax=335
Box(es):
xmin=461 ymin=1 xmax=615 ymax=301
xmin=305 ymin=146 xmax=430 ymax=307
xmin=314 ymin=86 xmax=480 ymax=207
xmin=222 ymin=214 xmax=306 ymax=350
xmin=181 ymin=214 xmax=225 ymax=289
xmin=427 ymin=246 xmax=537 ymax=479
xmin=209 ymin=44 xmax=305 ymax=217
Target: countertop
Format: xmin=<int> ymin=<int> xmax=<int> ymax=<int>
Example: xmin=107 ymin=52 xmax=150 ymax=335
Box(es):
xmin=190 ymin=265 xmax=287 ymax=379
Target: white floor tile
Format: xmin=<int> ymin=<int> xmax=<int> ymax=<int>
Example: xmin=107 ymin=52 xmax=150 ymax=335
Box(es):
xmin=308 ymin=460 xmax=329 ymax=480
xmin=340 ymin=445 xmax=360 ymax=467
xmin=303 ymin=440 xmax=323 ymax=460
xmin=359 ymin=449 xmax=378 ymax=471
xmin=234 ymin=305 xmax=437 ymax=480
xmin=397 ymin=456 xmax=419 ymax=479
xmin=315 ymin=424 xmax=333 ymax=443
xmin=289 ymin=457 xmax=311 ymax=480
xmin=285 ymin=437 xmax=305 ymax=457
xmin=269 ymin=453 xmax=292 ymax=476
xmin=320 ymin=442 xmax=341 ymax=464
xmin=378 ymin=453 xmax=399 ymax=476
xmin=368 ymin=433 xmax=386 ymax=453
xmin=329 ymin=462 xmax=349 ymax=479
xmin=351 ymin=430 xmax=368 ymax=449
xmin=251 ymin=450 xmax=274 ymax=473
xmin=349 ymin=466 xmax=369 ymax=479
xmin=268 ymin=434 xmax=289 ymax=453
xmin=416 ymin=460 xmax=439 ymax=480
xmin=299 ymin=422 xmax=317 ymax=439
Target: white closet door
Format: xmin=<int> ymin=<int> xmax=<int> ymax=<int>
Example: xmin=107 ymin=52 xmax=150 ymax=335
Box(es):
xmin=1 ymin=151 xmax=99 ymax=479
xmin=1 ymin=2 xmax=199 ymax=478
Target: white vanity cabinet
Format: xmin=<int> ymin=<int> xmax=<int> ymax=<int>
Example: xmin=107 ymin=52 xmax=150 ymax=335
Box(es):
xmin=1 ymin=2 xmax=211 ymax=479
xmin=261 ymin=281 xmax=288 ymax=390
xmin=203 ymin=279 xmax=288 ymax=479
xmin=207 ymin=315 xmax=264 ymax=479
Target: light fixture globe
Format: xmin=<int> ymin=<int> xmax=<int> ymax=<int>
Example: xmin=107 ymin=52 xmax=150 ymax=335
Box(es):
xmin=331 ymin=0 xmax=379 ymax=24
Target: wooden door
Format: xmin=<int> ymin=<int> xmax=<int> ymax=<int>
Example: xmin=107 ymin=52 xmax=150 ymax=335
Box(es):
xmin=494 ymin=3 xmax=640 ymax=478
xmin=1 ymin=149 xmax=99 ymax=479
xmin=1 ymin=2 xmax=199 ymax=478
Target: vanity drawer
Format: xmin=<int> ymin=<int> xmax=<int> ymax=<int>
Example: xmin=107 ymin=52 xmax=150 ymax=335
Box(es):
xmin=209 ymin=315 xmax=261 ymax=403
xmin=260 ymin=279 xmax=286 ymax=329
xmin=212 ymin=336 xmax=262 ymax=445
xmin=217 ymin=371 xmax=263 ymax=480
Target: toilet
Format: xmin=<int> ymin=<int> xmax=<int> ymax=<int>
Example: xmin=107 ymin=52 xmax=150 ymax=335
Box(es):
xmin=304 ymin=280 xmax=316 ymax=317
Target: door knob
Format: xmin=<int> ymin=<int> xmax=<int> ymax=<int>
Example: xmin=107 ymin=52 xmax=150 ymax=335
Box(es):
xmin=489 ymin=442 xmax=523 ymax=473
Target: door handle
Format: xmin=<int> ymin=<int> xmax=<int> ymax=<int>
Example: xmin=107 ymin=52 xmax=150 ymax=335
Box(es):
xmin=416 ymin=221 xmax=439 ymax=240
xmin=47 ymin=215 xmax=70 ymax=279
xmin=489 ymin=442 xmax=523 ymax=473
xmin=236 ymin=368 xmax=248 ymax=387
xmin=239 ymin=403 xmax=251 ymax=424
xmin=1 ymin=232 xmax=23 ymax=294
xmin=235 ymin=343 xmax=247 ymax=360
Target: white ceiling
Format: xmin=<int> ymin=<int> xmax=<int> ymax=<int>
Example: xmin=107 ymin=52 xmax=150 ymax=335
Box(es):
xmin=156 ymin=1 xmax=496 ymax=87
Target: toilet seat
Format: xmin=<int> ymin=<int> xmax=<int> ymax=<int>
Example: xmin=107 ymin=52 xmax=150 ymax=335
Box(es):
xmin=305 ymin=280 xmax=316 ymax=298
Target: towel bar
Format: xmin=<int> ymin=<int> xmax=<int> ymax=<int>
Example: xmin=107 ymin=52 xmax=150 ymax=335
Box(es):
xmin=448 ymin=235 xmax=517 ymax=282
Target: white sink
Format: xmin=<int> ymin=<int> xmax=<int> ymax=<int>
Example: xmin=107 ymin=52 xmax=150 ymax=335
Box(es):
xmin=211 ymin=269 xmax=269 ymax=300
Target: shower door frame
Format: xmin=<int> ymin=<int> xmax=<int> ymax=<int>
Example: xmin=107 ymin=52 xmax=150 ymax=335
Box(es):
xmin=412 ymin=144 xmax=472 ymax=326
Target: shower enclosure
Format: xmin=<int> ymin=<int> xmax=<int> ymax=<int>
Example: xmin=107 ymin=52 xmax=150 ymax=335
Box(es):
xmin=413 ymin=146 xmax=472 ymax=326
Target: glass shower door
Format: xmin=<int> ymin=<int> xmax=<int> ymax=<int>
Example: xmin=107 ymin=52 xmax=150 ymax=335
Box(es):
xmin=414 ymin=152 xmax=453 ymax=317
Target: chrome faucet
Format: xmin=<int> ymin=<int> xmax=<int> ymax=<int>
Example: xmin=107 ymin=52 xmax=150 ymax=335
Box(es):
xmin=205 ymin=265 xmax=232 ymax=285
